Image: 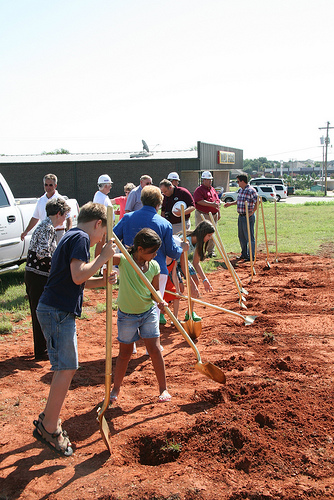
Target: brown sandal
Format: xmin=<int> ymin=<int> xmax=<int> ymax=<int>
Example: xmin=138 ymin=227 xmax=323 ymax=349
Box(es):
xmin=33 ymin=419 xmax=73 ymax=456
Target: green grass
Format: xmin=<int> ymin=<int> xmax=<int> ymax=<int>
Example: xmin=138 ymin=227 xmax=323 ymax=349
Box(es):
xmin=214 ymin=200 xmax=334 ymax=255
xmin=198 ymin=201 xmax=334 ymax=273
xmin=0 ymin=265 xmax=30 ymax=336
xmin=295 ymin=189 xmax=325 ymax=196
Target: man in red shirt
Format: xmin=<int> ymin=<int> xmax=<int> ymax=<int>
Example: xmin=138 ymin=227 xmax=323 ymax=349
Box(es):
xmin=193 ymin=171 xmax=221 ymax=257
xmin=160 ymin=179 xmax=195 ymax=234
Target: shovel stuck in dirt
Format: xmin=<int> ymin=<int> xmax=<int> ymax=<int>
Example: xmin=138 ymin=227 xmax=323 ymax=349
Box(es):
xmin=97 ymin=206 xmax=113 ymax=453
xmin=259 ymin=197 xmax=271 ymax=269
xmin=205 ymin=212 xmax=248 ymax=308
xmin=180 ymin=204 xmax=202 ymax=340
xmin=112 ymin=231 xmax=226 ymax=385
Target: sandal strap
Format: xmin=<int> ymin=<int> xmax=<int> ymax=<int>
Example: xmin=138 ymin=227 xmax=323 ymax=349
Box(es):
xmin=35 ymin=420 xmax=72 ymax=455
xmin=34 ymin=413 xmax=68 ymax=437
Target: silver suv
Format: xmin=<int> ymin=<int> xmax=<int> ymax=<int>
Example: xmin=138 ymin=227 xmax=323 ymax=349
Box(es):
xmin=221 ymin=185 xmax=277 ymax=203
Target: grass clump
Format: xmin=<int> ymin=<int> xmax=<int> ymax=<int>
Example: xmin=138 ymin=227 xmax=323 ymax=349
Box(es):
xmin=161 ymin=438 xmax=182 ymax=454
xmin=96 ymin=302 xmax=106 ymax=313
xmin=0 ymin=319 xmax=13 ymax=335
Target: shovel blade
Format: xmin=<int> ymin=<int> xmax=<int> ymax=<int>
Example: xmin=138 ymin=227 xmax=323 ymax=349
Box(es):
xmin=195 ymin=362 xmax=226 ymax=384
xmin=98 ymin=413 xmax=112 ymax=453
xmin=244 ymin=315 xmax=257 ymax=326
xmin=180 ymin=319 xmax=202 ymax=340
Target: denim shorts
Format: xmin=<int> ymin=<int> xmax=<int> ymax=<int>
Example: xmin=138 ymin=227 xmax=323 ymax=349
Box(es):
xmin=177 ymin=261 xmax=196 ymax=278
xmin=117 ymin=306 xmax=160 ymax=344
xmin=36 ymin=303 xmax=78 ymax=371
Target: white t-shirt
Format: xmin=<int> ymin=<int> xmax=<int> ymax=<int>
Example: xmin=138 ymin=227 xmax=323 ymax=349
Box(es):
xmin=93 ymin=190 xmax=112 ymax=207
xmin=93 ymin=191 xmax=115 ymax=220
xmin=32 ymin=191 xmax=70 ymax=230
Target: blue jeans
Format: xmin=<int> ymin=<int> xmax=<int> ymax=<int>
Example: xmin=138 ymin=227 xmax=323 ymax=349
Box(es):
xmin=238 ymin=214 xmax=255 ymax=260
xmin=36 ymin=303 xmax=78 ymax=371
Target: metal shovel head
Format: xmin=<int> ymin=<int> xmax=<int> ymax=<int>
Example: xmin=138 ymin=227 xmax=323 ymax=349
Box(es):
xmin=180 ymin=319 xmax=202 ymax=340
xmin=98 ymin=410 xmax=112 ymax=453
xmin=195 ymin=361 xmax=226 ymax=384
xmin=244 ymin=315 xmax=257 ymax=326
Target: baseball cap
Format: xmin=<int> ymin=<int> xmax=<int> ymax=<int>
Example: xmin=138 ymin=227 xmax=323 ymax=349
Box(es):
xmin=167 ymin=172 xmax=180 ymax=181
xmin=98 ymin=174 xmax=113 ymax=185
xmin=201 ymin=171 xmax=213 ymax=179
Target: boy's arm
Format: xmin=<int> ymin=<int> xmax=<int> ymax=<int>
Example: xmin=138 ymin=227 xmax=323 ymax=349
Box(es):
xmin=70 ymin=239 xmax=116 ymax=285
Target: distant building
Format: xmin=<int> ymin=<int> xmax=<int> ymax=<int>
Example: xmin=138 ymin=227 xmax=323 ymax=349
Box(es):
xmin=0 ymin=141 xmax=243 ymax=206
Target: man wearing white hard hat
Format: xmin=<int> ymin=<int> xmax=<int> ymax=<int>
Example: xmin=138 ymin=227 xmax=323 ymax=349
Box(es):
xmin=193 ymin=171 xmax=220 ymax=257
xmin=93 ymin=174 xmax=114 ymax=257
xmin=93 ymin=174 xmax=113 ymax=207
xmin=159 ymin=178 xmax=195 ymax=235
xmin=167 ymin=172 xmax=180 ymax=187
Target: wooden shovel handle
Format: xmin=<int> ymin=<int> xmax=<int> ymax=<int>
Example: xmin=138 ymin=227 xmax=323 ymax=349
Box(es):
xmin=181 ymin=204 xmax=193 ymax=319
xmin=98 ymin=206 xmax=113 ymax=420
xmin=166 ymin=289 xmax=247 ymax=321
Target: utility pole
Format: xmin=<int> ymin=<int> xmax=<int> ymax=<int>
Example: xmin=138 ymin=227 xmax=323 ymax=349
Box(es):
xmin=318 ymin=121 xmax=333 ymax=196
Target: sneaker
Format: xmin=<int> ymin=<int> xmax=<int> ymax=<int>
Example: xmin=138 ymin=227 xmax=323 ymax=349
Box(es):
xmin=159 ymin=313 xmax=167 ymax=325
xmin=207 ymin=252 xmax=216 ymax=258
xmin=185 ymin=311 xmax=202 ymax=321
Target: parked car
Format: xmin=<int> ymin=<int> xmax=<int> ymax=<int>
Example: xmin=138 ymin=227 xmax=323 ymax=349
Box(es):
xmin=273 ymin=184 xmax=287 ymax=201
xmin=287 ymin=186 xmax=295 ymax=195
xmin=221 ymin=185 xmax=277 ymax=203
xmin=0 ymin=173 xmax=79 ymax=273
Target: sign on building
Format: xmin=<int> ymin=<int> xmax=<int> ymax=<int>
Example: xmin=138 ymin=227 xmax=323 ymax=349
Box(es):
xmin=217 ymin=151 xmax=235 ymax=165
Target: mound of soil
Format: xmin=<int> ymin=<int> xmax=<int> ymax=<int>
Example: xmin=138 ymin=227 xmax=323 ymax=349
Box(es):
xmin=1 ymin=252 xmax=334 ymax=500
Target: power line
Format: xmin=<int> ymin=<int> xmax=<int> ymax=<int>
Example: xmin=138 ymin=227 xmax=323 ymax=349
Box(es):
xmin=265 ymin=146 xmax=320 ymax=158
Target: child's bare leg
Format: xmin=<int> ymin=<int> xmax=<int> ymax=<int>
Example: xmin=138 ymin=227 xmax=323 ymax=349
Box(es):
xmin=172 ymin=299 xmax=179 ymax=320
xmin=111 ymin=343 xmax=134 ymax=398
xmin=42 ymin=369 xmax=76 ymax=433
xmin=144 ymin=337 xmax=167 ymax=395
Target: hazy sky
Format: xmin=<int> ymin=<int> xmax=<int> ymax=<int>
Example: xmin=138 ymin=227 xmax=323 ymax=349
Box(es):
xmin=1 ymin=0 xmax=333 ymax=161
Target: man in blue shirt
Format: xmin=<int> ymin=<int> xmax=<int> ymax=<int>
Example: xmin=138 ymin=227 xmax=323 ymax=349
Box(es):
xmin=114 ymin=185 xmax=189 ymax=324
xmin=124 ymin=175 xmax=152 ymax=213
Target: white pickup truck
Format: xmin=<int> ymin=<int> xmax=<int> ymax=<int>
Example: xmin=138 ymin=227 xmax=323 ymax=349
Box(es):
xmin=0 ymin=173 xmax=79 ymax=273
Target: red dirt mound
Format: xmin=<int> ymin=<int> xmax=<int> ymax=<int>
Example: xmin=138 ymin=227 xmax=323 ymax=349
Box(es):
xmin=1 ymin=253 xmax=334 ymax=499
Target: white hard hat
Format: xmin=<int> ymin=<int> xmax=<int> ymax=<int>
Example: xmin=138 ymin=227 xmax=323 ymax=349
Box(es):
xmin=98 ymin=174 xmax=112 ymax=185
xmin=167 ymin=171 xmax=180 ymax=181
xmin=201 ymin=170 xmax=213 ymax=179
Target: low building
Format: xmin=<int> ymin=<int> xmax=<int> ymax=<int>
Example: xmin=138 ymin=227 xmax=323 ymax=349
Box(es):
xmin=0 ymin=141 xmax=243 ymax=206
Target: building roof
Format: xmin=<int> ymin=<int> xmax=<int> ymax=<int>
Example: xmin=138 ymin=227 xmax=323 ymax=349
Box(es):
xmin=0 ymin=149 xmax=199 ymax=164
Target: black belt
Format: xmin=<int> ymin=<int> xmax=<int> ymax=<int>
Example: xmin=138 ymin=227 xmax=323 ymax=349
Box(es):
xmin=239 ymin=213 xmax=246 ymax=216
